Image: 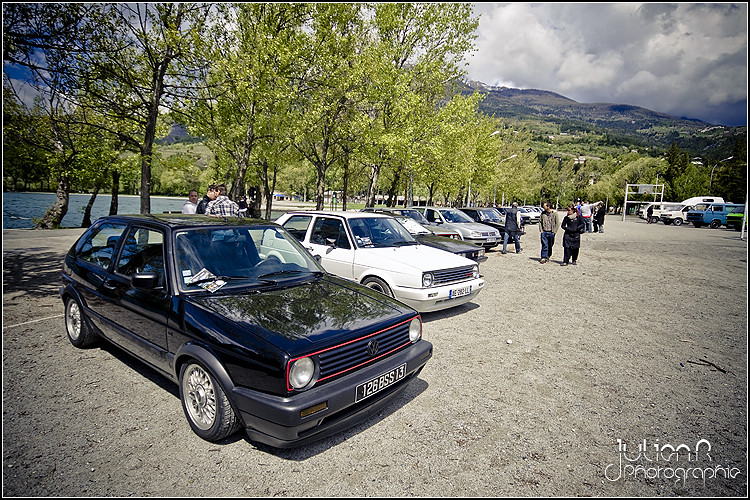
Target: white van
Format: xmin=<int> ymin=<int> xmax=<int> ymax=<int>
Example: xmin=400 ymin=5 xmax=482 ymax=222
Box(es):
xmin=680 ymin=196 xmax=725 ymax=206
xmin=639 ymin=202 xmax=682 ymax=223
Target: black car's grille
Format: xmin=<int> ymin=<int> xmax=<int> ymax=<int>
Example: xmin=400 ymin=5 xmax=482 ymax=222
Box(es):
xmin=432 ymin=265 xmax=476 ymax=286
xmin=317 ymin=320 xmax=413 ymax=381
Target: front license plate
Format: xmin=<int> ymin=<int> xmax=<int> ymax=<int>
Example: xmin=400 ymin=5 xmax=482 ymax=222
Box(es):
xmin=486 ymin=237 xmax=496 ymax=243
xmin=449 ymin=285 xmax=472 ymax=299
xmin=356 ymin=364 xmax=407 ymax=402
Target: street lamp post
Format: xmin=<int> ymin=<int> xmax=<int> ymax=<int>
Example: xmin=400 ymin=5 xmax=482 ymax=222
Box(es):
xmin=493 ymin=154 xmax=517 ymax=205
xmin=709 ymin=156 xmax=733 ymax=194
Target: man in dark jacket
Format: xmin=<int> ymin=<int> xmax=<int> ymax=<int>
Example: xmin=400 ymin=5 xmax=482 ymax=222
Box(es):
xmin=196 ymin=185 xmax=216 ymax=215
xmin=501 ymin=202 xmax=523 ymax=254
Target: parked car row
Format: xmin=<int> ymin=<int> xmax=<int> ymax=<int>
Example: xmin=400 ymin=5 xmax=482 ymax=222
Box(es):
xmin=57 ymin=202 xmax=542 ymax=450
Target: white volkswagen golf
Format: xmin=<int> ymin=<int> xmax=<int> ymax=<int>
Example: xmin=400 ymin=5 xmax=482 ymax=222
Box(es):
xmin=276 ymin=211 xmax=485 ymax=313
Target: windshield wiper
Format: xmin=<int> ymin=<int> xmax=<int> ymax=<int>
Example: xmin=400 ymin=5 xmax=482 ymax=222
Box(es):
xmin=393 ymin=240 xmax=418 ymax=246
xmin=257 ymin=270 xmax=307 ymax=280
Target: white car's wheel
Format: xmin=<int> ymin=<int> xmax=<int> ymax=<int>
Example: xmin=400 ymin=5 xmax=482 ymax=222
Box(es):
xmin=362 ymin=277 xmax=393 ymax=297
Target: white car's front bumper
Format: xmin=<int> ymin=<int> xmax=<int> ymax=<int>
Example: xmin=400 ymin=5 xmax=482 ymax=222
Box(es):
xmin=392 ymin=277 xmax=485 ymax=313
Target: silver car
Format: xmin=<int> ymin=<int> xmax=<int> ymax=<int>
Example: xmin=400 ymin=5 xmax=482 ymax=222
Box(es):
xmin=417 ymin=206 xmax=500 ymax=248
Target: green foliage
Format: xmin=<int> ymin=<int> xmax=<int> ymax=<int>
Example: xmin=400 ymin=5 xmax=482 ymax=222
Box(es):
xmin=4 ymin=3 xmax=744 ymax=220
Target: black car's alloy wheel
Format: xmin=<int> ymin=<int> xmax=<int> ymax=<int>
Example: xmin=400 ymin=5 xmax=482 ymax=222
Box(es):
xmin=64 ymin=298 xmax=98 ymax=348
xmin=179 ymin=362 xmax=240 ymax=441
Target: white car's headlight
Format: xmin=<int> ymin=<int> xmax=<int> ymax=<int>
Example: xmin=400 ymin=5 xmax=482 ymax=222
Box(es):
xmin=289 ymin=357 xmax=315 ymax=389
xmin=470 ymin=230 xmax=481 ymax=238
xmin=409 ymin=317 xmax=422 ymax=342
xmin=472 ymin=264 xmax=479 ymax=278
xmin=422 ymin=272 xmax=434 ymax=288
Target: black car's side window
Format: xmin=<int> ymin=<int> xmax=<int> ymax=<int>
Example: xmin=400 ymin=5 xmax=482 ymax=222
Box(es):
xmin=77 ymin=222 xmax=128 ymax=270
xmin=115 ymin=227 xmax=165 ymax=286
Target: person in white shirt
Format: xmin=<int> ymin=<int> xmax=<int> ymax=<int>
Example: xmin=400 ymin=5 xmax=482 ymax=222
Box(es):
xmin=579 ymin=201 xmax=601 ymax=233
xmin=181 ymin=190 xmax=199 ymax=214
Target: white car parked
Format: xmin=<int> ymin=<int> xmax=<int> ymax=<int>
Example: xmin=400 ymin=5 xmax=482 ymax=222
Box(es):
xmin=276 ymin=211 xmax=485 ymax=313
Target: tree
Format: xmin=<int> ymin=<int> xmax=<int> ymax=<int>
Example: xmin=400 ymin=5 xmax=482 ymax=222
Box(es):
xmin=361 ymin=3 xmax=479 ymax=208
xmin=4 ymin=3 xmax=213 ymax=216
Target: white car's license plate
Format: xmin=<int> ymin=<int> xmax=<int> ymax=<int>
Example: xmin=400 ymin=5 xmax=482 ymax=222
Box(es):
xmin=355 ymin=364 xmax=406 ymax=402
xmin=449 ymin=285 xmax=472 ymax=299
xmin=486 ymin=237 xmax=496 ymax=243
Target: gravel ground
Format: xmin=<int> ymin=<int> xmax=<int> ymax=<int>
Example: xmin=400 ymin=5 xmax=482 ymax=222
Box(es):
xmin=2 ymin=216 xmax=747 ymax=497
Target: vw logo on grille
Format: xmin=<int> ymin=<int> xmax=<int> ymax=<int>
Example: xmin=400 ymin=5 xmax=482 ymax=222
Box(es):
xmin=366 ymin=339 xmax=379 ymax=357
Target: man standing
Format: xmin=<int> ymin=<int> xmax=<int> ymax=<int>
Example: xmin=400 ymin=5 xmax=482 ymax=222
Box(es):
xmin=196 ymin=185 xmax=215 ymax=215
xmin=580 ymin=200 xmax=601 ymax=232
xmin=181 ymin=189 xmax=199 ymax=214
xmin=539 ymin=202 xmax=559 ymax=264
xmin=205 ymin=183 xmax=240 ymax=218
xmin=501 ymin=202 xmax=523 ymax=254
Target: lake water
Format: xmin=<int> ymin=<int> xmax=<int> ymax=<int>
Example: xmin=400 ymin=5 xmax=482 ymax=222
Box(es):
xmin=3 ymin=192 xmax=187 ymax=229
xmin=2 ymin=192 xmax=294 ymax=229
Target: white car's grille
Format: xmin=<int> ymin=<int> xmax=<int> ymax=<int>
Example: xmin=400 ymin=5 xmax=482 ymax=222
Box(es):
xmin=432 ymin=265 xmax=476 ymax=285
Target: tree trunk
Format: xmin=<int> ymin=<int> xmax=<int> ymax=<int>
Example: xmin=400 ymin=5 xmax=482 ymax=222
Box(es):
xmin=109 ymin=170 xmax=120 ymax=215
xmin=35 ymin=176 xmax=69 ymax=229
xmin=366 ymin=163 xmax=381 ymax=208
xmin=81 ymin=186 xmax=100 ymax=228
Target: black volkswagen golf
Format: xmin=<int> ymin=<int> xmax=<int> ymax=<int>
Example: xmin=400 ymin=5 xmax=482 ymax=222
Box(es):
xmin=60 ymin=214 xmax=432 ymax=448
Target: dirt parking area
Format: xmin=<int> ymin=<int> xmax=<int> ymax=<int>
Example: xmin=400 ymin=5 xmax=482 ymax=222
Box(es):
xmin=2 ymin=217 xmax=747 ymax=497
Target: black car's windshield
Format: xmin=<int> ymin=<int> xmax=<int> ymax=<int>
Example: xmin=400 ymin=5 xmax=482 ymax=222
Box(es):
xmin=349 ymin=217 xmax=417 ymax=248
xmin=478 ymin=209 xmax=503 ymax=222
xmin=174 ymin=226 xmax=323 ymax=292
xmin=440 ymin=209 xmax=475 ymax=223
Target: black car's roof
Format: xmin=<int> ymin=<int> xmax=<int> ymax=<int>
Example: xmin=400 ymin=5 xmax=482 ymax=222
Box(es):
xmin=96 ymin=213 xmax=276 ymax=229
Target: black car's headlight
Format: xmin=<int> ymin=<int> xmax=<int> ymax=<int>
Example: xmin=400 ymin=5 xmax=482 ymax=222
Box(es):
xmin=409 ymin=317 xmax=422 ymax=342
xmin=289 ymin=357 xmax=315 ymax=389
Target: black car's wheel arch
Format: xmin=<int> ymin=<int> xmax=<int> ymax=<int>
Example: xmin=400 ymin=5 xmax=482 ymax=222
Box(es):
xmin=174 ymin=342 xmax=239 ymax=407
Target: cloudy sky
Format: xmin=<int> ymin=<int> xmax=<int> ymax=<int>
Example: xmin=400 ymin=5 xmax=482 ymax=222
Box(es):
xmin=465 ymin=3 xmax=747 ymax=126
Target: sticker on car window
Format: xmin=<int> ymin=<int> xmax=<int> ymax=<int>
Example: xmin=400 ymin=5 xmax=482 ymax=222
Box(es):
xmin=187 ymin=268 xmax=226 ymax=292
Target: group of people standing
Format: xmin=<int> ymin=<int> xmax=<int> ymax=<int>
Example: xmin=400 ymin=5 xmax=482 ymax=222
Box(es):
xmin=181 ymin=184 xmax=248 ymax=218
xmin=503 ymin=200 xmax=606 ymax=266
xmin=539 ymin=200 xmax=605 ymax=266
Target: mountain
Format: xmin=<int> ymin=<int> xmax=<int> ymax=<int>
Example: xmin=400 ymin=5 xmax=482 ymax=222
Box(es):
xmin=464 ymin=80 xmax=745 ymax=157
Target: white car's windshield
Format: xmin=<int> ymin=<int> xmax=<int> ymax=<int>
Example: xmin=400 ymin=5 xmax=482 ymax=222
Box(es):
xmin=440 ymin=209 xmax=475 ymax=223
xmin=174 ymin=226 xmax=322 ymax=292
xmin=349 ymin=217 xmax=417 ymax=248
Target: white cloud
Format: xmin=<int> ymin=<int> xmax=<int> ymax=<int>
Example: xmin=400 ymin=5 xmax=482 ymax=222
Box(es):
xmin=467 ymin=3 xmax=748 ymax=125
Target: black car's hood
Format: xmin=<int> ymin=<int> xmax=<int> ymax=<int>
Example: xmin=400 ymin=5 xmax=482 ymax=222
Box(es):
xmin=185 ymin=275 xmax=415 ymax=357
xmin=416 ymin=234 xmax=483 ymax=252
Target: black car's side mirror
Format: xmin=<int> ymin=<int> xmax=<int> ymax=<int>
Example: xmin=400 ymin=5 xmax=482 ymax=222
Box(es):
xmin=131 ymin=272 xmax=161 ymax=290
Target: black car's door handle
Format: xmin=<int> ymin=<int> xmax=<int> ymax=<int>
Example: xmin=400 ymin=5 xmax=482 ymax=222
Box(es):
xmin=102 ymin=279 xmax=118 ymax=291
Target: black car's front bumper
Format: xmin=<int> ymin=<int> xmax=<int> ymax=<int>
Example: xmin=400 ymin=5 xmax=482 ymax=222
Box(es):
xmin=231 ymin=339 xmax=433 ymax=448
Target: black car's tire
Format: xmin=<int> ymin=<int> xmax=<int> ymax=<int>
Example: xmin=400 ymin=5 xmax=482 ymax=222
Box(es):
xmin=179 ymin=362 xmax=241 ymax=442
xmin=64 ymin=298 xmax=98 ymax=348
xmin=362 ymin=276 xmax=393 ymax=297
